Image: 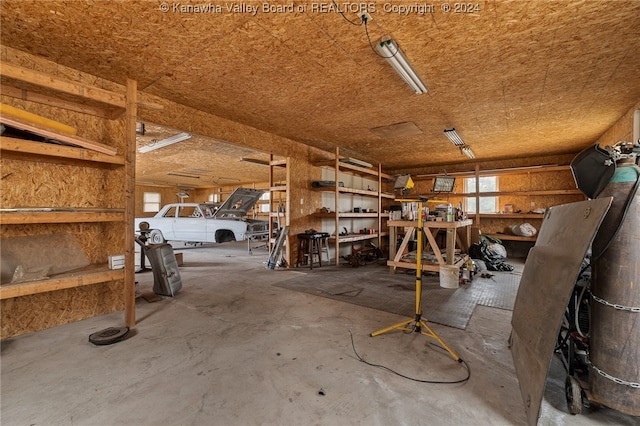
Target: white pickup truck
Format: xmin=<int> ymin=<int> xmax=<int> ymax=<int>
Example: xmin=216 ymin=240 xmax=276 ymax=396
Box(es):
xmin=135 ymin=188 xmax=268 ymax=244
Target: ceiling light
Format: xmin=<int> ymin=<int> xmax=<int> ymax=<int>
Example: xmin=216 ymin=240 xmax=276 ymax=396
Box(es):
xmin=376 ymin=37 xmax=428 ymax=94
xmin=461 ymin=145 xmax=476 ymax=159
xmin=444 ymin=128 xmax=465 ymax=147
xmin=138 ymin=132 xmax=192 ymax=153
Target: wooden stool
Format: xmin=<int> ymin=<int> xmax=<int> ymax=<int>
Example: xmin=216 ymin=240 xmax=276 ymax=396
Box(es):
xmin=296 ymin=232 xmax=330 ymax=269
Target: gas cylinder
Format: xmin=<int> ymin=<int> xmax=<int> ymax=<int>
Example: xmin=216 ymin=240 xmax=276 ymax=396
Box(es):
xmin=590 ymin=161 xmax=640 ymax=415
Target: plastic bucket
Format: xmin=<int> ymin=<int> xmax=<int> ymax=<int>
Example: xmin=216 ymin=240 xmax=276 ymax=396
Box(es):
xmin=439 ymin=265 xmax=459 ymax=288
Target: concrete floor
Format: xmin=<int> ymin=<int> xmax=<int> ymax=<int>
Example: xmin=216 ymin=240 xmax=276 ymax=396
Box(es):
xmin=1 ymin=242 xmax=637 ymax=425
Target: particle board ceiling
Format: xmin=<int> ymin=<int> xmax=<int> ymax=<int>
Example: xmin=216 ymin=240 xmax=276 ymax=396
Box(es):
xmin=1 ymin=0 xmax=639 ymax=188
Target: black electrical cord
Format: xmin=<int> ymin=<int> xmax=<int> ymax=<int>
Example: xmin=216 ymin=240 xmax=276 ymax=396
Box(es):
xmin=329 ymin=1 xmax=402 ymax=62
xmin=363 ymin=16 xmax=401 ymax=61
xmin=349 ymin=329 xmax=471 ymax=385
xmin=331 ymin=0 xmax=362 ymax=26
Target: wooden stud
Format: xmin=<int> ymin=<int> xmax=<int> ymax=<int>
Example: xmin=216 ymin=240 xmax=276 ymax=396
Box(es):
xmin=124 ymin=79 xmax=137 ymax=328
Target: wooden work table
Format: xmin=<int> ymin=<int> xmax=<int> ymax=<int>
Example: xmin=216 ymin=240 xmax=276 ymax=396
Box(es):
xmin=387 ymin=219 xmax=473 ymax=272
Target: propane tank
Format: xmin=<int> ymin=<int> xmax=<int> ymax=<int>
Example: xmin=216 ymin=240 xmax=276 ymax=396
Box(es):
xmin=590 ymin=159 xmax=640 ymax=415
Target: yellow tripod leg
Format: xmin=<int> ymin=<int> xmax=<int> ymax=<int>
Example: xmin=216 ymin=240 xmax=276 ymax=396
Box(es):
xmin=417 ymin=319 xmax=460 ymax=361
xmin=369 ymin=318 xmax=415 ymax=337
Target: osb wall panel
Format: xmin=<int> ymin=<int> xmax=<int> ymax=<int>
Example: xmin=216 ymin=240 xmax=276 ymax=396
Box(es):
xmin=1 ymin=223 xmax=122 ymax=264
xmin=0 ymin=47 xmax=127 ymax=338
xmin=1 ymin=280 xmax=123 ymax=339
xmin=499 ymin=170 xmax=583 ymax=212
xmin=598 ymin=100 xmax=640 ymax=147
xmin=1 ymin=158 xmax=120 ymax=208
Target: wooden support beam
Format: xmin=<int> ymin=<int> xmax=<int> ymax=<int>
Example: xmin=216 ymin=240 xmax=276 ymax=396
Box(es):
xmin=124 ymin=78 xmax=137 ymax=328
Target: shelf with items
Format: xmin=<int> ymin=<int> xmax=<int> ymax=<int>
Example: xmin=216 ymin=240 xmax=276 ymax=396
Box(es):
xmin=0 ymin=60 xmax=137 ymax=337
xmin=268 ymin=156 xmax=291 ymax=266
xmin=312 ymin=147 xmax=393 ymax=265
xmin=414 ymin=164 xmax=585 ymax=240
xmin=312 ymin=212 xmax=389 ymax=219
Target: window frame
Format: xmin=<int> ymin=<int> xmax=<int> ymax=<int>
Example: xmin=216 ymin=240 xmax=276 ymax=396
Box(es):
xmin=143 ymin=192 xmax=161 ymax=213
xmin=464 ymin=176 xmax=498 ymax=213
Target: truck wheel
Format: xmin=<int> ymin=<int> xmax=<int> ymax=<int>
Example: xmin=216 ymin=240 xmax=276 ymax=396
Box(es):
xmin=149 ymin=230 xmax=164 ymax=244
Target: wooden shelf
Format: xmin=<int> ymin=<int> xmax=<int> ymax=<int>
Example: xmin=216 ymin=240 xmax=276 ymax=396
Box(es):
xmin=313 ymin=187 xmax=395 ymax=199
xmin=0 ymin=208 xmax=125 ymax=225
xmin=0 ymin=137 xmax=125 ymax=166
xmin=0 ymin=265 xmax=124 ymax=300
xmin=313 ymin=212 xmax=384 ymax=218
xmin=414 ymin=164 xmax=572 ymax=180
xmin=474 ymin=189 xmax=583 ymax=197
xmin=269 ymin=159 xmax=287 ymax=167
xmin=329 ymin=233 xmax=383 ymax=243
xmin=313 ymin=159 xmax=393 ymax=180
xmin=270 ymin=185 xmax=287 ymax=192
xmin=479 ymin=213 xmax=544 ymax=219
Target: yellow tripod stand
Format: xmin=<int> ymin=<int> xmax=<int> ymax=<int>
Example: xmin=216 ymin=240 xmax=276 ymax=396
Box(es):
xmin=370 ymin=200 xmax=461 ymax=362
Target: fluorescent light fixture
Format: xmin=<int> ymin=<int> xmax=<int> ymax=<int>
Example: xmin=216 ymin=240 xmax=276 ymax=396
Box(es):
xmin=376 ymin=37 xmax=428 ymax=94
xmin=444 ymin=128 xmax=465 ymax=147
xmin=138 ymin=132 xmax=192 ymax=153
xmin=461 ymin=145 xmax=476 ymax=159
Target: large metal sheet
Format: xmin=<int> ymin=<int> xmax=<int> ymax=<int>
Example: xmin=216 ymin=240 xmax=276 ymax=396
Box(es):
xmin=510 ymin=198 xmax=612 ymax=425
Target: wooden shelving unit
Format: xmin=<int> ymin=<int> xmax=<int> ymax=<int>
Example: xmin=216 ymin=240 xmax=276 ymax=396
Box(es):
xmin=415 ymin=164 xmax=585 ymax=240
xmin=312 ymin=147 xmax=393 ymax=265
xmin=0 ymin=62 xmax=137 ymax=337
xmin=268 ymin=156 xmax=291 ymax=266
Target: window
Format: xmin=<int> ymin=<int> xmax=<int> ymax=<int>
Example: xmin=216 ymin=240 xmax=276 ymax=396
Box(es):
xmin=465 ymin=176 xmax=498 ymax=213
xmin=209 ymin=193 xmax=220 ymax=203
xmin=143 ymin=192 xmax=161 ymax=213
xmin=162 ymin=206 xmax=177 ymax=218
xmin=260 ymin=192 xmax=270 ymax=213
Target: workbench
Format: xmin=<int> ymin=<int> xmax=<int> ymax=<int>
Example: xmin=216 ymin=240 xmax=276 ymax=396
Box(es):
xmin=387 ymin=219 xmax=473 ymax=272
